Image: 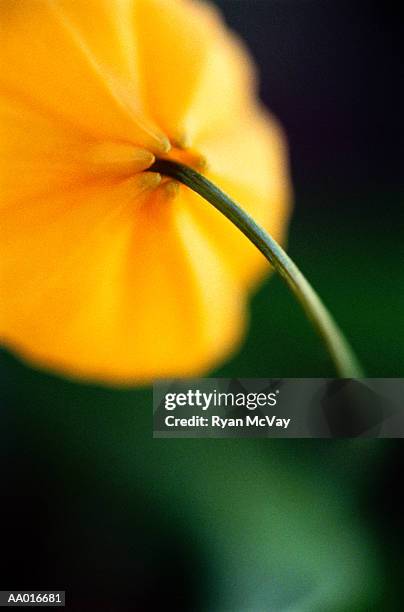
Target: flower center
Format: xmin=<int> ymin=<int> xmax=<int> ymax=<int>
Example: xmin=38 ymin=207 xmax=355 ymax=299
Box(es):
xmin=158 ymin=145 xmax=206 ymax=173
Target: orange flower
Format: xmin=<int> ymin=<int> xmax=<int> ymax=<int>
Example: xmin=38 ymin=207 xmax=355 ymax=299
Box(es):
xmin=0 ymin=0 xmax=291 ymax=384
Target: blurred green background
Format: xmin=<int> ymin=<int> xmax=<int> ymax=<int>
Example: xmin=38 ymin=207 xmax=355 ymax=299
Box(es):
xmin=1 ymin=1 xmax=403 ymax=610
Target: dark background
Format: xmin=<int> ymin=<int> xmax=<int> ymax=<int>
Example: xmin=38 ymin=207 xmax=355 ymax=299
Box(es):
xmin=1 ymin=1 xmax=403 ymax=609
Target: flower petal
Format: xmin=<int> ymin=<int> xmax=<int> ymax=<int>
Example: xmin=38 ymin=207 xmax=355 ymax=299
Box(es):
xmin=187 ymin=110 xmax=292 ymax=288
xmin=0 ymin=174 xmax=246 ymax=383
xmin=134 ymin=0 xmax=212 ymax=142
xmin=0 ymin=0 xmax=169 ymax=152
xmin=0 ymin=97 xmax=155 ymax=207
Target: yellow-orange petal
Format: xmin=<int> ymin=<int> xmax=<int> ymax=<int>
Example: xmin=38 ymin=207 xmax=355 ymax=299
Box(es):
xmin=0 ymin=97 xmax=155 ymax=206
xmin=133 ymin=0 xmax=213 ymax=142
xmin=179 ymin=2 xmax=259 ymax=143
xmin=0 ymin=176 xmax=247 ymax=384
xmin=0 ymin=173 xmax=159 ymax=381
xmin=0 ymin=0 xmax=169 ymax=153
xmin=187 ymin=109 xmax=292 ymax=288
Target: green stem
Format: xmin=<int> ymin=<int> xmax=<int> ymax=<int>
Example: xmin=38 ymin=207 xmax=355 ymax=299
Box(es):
xmin=150 ymin=158 xmax=364 ymax=378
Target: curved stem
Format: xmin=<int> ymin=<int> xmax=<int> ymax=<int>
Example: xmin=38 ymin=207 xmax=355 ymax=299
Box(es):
xmin=150 ymin=158 xmax=364 ymax=378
